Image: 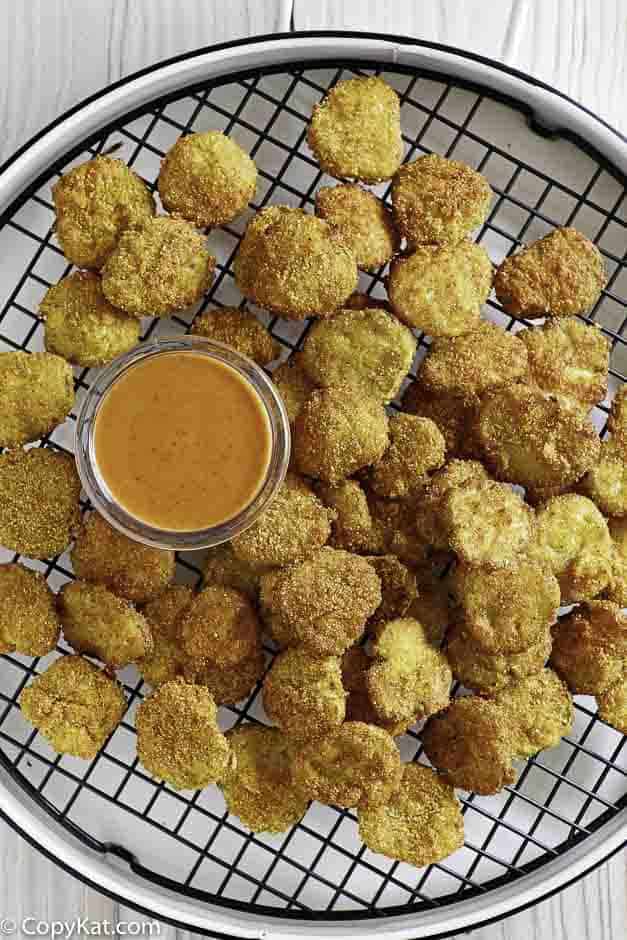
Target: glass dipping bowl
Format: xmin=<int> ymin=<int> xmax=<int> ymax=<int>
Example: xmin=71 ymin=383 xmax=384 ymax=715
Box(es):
xmin=75 ymin=336 xmax=291 ymax=550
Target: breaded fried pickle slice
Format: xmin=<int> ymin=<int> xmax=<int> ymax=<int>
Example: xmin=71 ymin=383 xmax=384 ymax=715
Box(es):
xmin=20 ymin=656 xmax=126 ymax=759
xmin=203 ymin=542 xmax=269 ymax=602
xmin=493 ymin=669 xmax=573 ymax=757
xmin=272 ymin=354 xmax=316 ymax=426
xmin=446 ymin=623 xmax=552 ymax=695
xmin=550 ymin=601 xmax=626 ymax=695
xmin=0 ymin=563 xmax=60 ymax=656
xmin=294 ymin=721 xmax=402 ymax=809
xmin=308 ymin=77 xmax=402 ymax=183
xmin=220 ymin=724 xmax=308 ymax=832
xmin=234 ymin=206 xmax=357 ymax=319
xmin=364 ymin=555 xmax=417 ymax=629
xmin=403 ymin=381 xmax=480 ymax=459
xmin=358 ymin=763 xmax=464 ymax=867
xmin=445 ymin=480 xmax=534 ymax=569
xmin=190 ymin=307 xmax=279 ymax=366
xmin=368 ymin=415 xmax=446 ymax=500
xmin=315 ymin=184 xmax=400 ymax=270
xmin=183 ymin=648 xmax=265 ymax=706
xmin=422 ymin=696 xmax=517 ymax=794
xmin=0 ymin=351 xmax=74 ymax=448
xmin=71 ymin=511 xmax=175 ymax=605
xmin=0 ymin=448 xmax=81 ymax=559
xmin=581 ymin=439 xmax=627 ymax=517
xmin=136 ymin=679 xmax=230 ymax=790
xmin=316 ymin=479 xmax=382 ymax=554
xmin=597 ymin=679 xmax=627 ymax=735
xmin=263 ymin=647 xmax=346 ymax=742
xmin=300 ymin=307 xmax=416 ymax=403
xmin=392 ymin=154 xmax=491 ymax=246
xmin=389 ymin=242 xmax=492 ymax=337
xmin=138 ymin=585 xmax=193 ymax=688
xmin=414 ymin=458 xmax=490 ymax=550
xmin=179 ymin=585 xmax=260 ymax=667
xmin=494 ymin=227 xmax=606 ymax=318
xmin=341 ymin=646 xmax=415 ymax=737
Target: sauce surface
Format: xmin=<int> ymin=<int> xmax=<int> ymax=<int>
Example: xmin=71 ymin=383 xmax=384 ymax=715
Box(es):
xmin=94 ymin=351 xmax=272 ymax=531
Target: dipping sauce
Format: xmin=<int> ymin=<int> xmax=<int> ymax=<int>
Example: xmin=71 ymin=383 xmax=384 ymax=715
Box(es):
xmin=93 ymin=351 xmax=272 ymax=531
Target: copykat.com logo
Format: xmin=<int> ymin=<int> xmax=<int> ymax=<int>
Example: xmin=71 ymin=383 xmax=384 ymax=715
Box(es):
xmin=0 ymin=919 xmax=161 ymax=937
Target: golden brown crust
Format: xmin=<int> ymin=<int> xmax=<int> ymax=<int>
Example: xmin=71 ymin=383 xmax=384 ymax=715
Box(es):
xmin=71 ymin=512 xmax=175 ymax=605
xmin=300 ymin=307 xmax=416 ymax=403
xmin=341 ymin=646 xmax=416 ymax=736
xmin=492 ymin=669 xmax=573 ymax=757
xmin=405 ymin=575 xmax=453 ymax=648
xmin=183 ymin=648 xmax=265 ymax=706
xmin=0 ymin=352 xmax=74 ymax=447
xmin=580 ymin=439 xmax=627 ymax=517
xmin=597 ymin=678 xmax=627 ymax=734
xmin=494 ymin=227 xmax=606 ymax=318
xmin=40 ymin=272 xmax=140 ymax=367
xmin=272 ymin=354 xmax=317 ymax=426
xmin=452 ymin=562 xmax=560 ymax=653
xmin=203 ymin=542 xmax=270 ymax=602
xmin=550 ymin=601 xmax=626 ymax=695
xmin=520 ymin=319 xmax=609 ymax=410
xmin=294 ymin=721 xmax=402 ymax=809
xmin=364 ymin=555 xmax=417 ymax=629
xmin=603 ymin=516 xmax=627 ymax=607
xmin=137 ymin=585 xmax=193 ymax=688
xmin=446 ymin=623 xmax=552 ymax=695
xmin=308 ymin=77 xmax=402 ymax=183
xmin=445 ymin=480 xmax=535 ymax=569
xmin=368 ymin=415 xmax=446 ymax=500
xmin=367 ymin=494 xmax=430 ymax=567
xmin=20 ymin=656 xmax=126 ymax=759
xmin=358 ymin=762 xmax=464 ymax=866
xmin=315 ymin=184 xmax=400 ymax=270
xmin=294 ymin=386 xmax=389 ymax=483
xmin=414 ymin=458 xmax=490 ymax=551
xmin=391 ymin=154 xmax=491 ymax=245
xmin=0 ymin=563 xmax=60 ymax=656
xmin=59 ymin=580 xmax=153 ymax=668
xmin=388 ymin=242 xmax=493 ymax=337
xmin=179 ymin=585 xmax=260 ymax=666
xmin=0 ymin=448 xmax=81 ymax=559
xmin=101 ymin=216 xmax=215 ymax=317
xmin=158 ymin=130 xmax=257 ymax=227
xmin=608 ymin=386 xmax=627 ymax=445
xmin=402 ymin=381 xmax=481 ymax=458
xmin=190 ymin=307 xmax=279 ymax=365
xmin=262 ymin=647 xmax=346 ymax=742
xmin=315 ymin=479 xmax=382 ymax=553
xmin=52 ymin=156 xmax=155 ymax=269
xmin=136 ymin=679 xmax=230 ymax=789
xmin=418 ymin=322 xmax=528 ymax=403
xmin=233 ymin=206 xmax=357 ymax=319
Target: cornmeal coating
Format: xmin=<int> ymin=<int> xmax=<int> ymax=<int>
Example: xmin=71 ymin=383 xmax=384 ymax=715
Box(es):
xmin=405 ymin=575 xmax=453 ymax=648
xmin=493 ymin=669 xmax=573 ymax=757
xmin=272 ymin=354 xmax=316 ymax=426
xmin=71 ymin=512 xmax=175 ymax=605
xmin=294 ymin=721 xmax=402 ymax=809
xmin=294 ymin=386 xmax=389 ymax=483
xmin=403 ymin=381 xmax=480 ymax=458
xmin=258 ymin=568 xmax=294 ymax=648
xmin=452 ymin=562 xmax=559 ymax=653
xmin=422 ymin=696 xmax=517 ymax=794
xmin=264 ymin=547 xmax=381 ymax=656
xmin=367 ymin=618 xmax=451 ymax=722
xmin=59 ymin=581 xmax=153 ymax=669
xmin=40 ymin=271 xmax=140 ymax=368
xmin=190 ymin=307 xmax=279 ymax=366
xmin=368 ymin=414 xmax=446 ymax=500
xmin=550 ymin=601 xmax=627 ymax=695
xmin=367 ymin=495 xmax=430 ymax=567
xmin=262 ymin=647 xmax=346 ymax=742
xmin=477 ymin=385 xmax=600 ymax=499
xmin=102 ymin=217 xmax=215 ymax=317
xmin=231 ymin=473 xmax=334 ymax=567
xmin=521 ymin=319 xmax=609 ymax=412
xmin=446 ymin=623 xmax=552 ymax=695
xmin=158 ymin=130 xmax=257 ymax=227
xmin=364 ymin=555 xmax=417 ymax=629
xmin=341 ymin=646 xmax=415 ymax=736
xmin=414 ymin=457 xmax=490 ymax=551
xmin=581 ymin=439 xmax=627 ymax=517
xmin=20 ymin=656 xmax=126 ymax=759
xmin=300 ymin=307 xmax=416 ymax=403
xmin=0 ymin=351 xmax=74 ymax=447
xmin=220 ymin=724 xmax=308 ymax=832
xmin=445 ymin=480 xmax=534 ymax=569
xmin=358 ymin=763 xmax=464 ymax=867
xmin=204 ymin=542 xmax=269 ymax=602
xmin=388 ymin=242 xmax=493 ymax=337
xmin=392 ymin=154 xmax=491 ymax=246
xmin=0 ymin=563 xmax=60 ymax=656
xmin=529 ymin=494 xmax=613 ymax=602
xmin=180 ymin=585 xmax=260 ymax=667
xmin=52 ymin=156 xmax=155 ymax=269
xmin=608 ymin=386 xmax=627 ymax=445
xmin=597 ymin=679 xmax=627 ymax=735
xmin=418 ymin=322 xmax=528 ymax=403
xmin=0 ymin=448 xmax=81 ymax=558
xmin=184 ymin=648 xmax=265 ymax=706
xmin=137 ymin=585 xmax=193 ymax=688
xmin=233 ymin=206 xmax=357 ymax=319
xmin=308 ymin=77 xmax=402 ymax=183
xmin=136 ymin=679 xmax=230 ymax=789
xmin=494 ymin=227 xmax=606 ymax=318
xmin=315 ymin=184 xmax=400 ymax=270
xmin=603 ymin=516 xmax=627 ymax=607
xmin=316 ymin=479 xmax=382 ymax=553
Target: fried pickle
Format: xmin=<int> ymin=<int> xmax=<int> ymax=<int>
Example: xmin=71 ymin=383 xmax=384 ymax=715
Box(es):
xmin=414 ymin=458 xmax=490 ymax=550
xmin=341 ymin=646 xmax=415 ymax=736
xmin=203 ymin=541 xmax=269 ymax=602
xmin=405 ymin=574 xmax=453 ymax=648
xmin=445 ymin=480 xmax=534 ymax=569
xmin=137 ymin=585 xmax=193 ymax=688
xmin=272 ymin=354 xmax=317 ymax=425
xmin=550 ymin=601 xmax=626 ymax=695
xmin=184 ymin=648 xmax=265 ymax=706
xmin=315 ymin=184 xmax=400 ymax=270
xmin=403 ymin=381 xmax=480 ymax=458
xmin=0 ymin=563 xmax=60 ymax=656
xmin=367 ymin=494 xmax=430 ymax=567
xmin=262 ymin=647 xmax=346 ymax=742
xmin=190 ymin=307 xmax=279 ymax=366
xmin=179 ymin=585 xmax=260 ymax=666
xmin=364 ymin=555 xmax=417 ymax=629
xmin=581 ymin=439 xmax=627 ymax=517
xmin=368 ymin=414 xmax=446 ymax=500
xmin=446 ymin=623 xmax=552 ymax=695
xmin=493 ymin=669 xmax=573 ymax=757
xmin=0 ymin=351 xmax=74 ymax=447
xmin=315 ymin=479 xmax=382 ymax=553
xmin=597 ymin=678 xmax=627 ymax=735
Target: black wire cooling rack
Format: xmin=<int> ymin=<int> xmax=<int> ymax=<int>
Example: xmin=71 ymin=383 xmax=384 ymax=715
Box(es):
xmin=0 ymin=56 xmax=625 ymax=924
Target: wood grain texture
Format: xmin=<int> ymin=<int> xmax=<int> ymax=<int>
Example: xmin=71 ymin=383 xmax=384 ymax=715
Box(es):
xmin=0 ymin=1 xmax=625 ymax=938
xmin=293 ymin=0 xmax=627 ymax=133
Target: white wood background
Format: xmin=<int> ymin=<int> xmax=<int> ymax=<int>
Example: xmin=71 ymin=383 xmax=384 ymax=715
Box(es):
xmin=0 ymin=2 xmax=625 ymax=938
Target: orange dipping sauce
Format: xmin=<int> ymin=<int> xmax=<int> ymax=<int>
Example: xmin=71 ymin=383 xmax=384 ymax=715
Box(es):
xmin=93 ymin=351 xmax=272 ymax=532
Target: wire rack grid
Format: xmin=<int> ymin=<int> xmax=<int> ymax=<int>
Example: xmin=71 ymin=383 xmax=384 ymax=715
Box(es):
xmin=0 ymin=58 xmax=625 ymax=926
